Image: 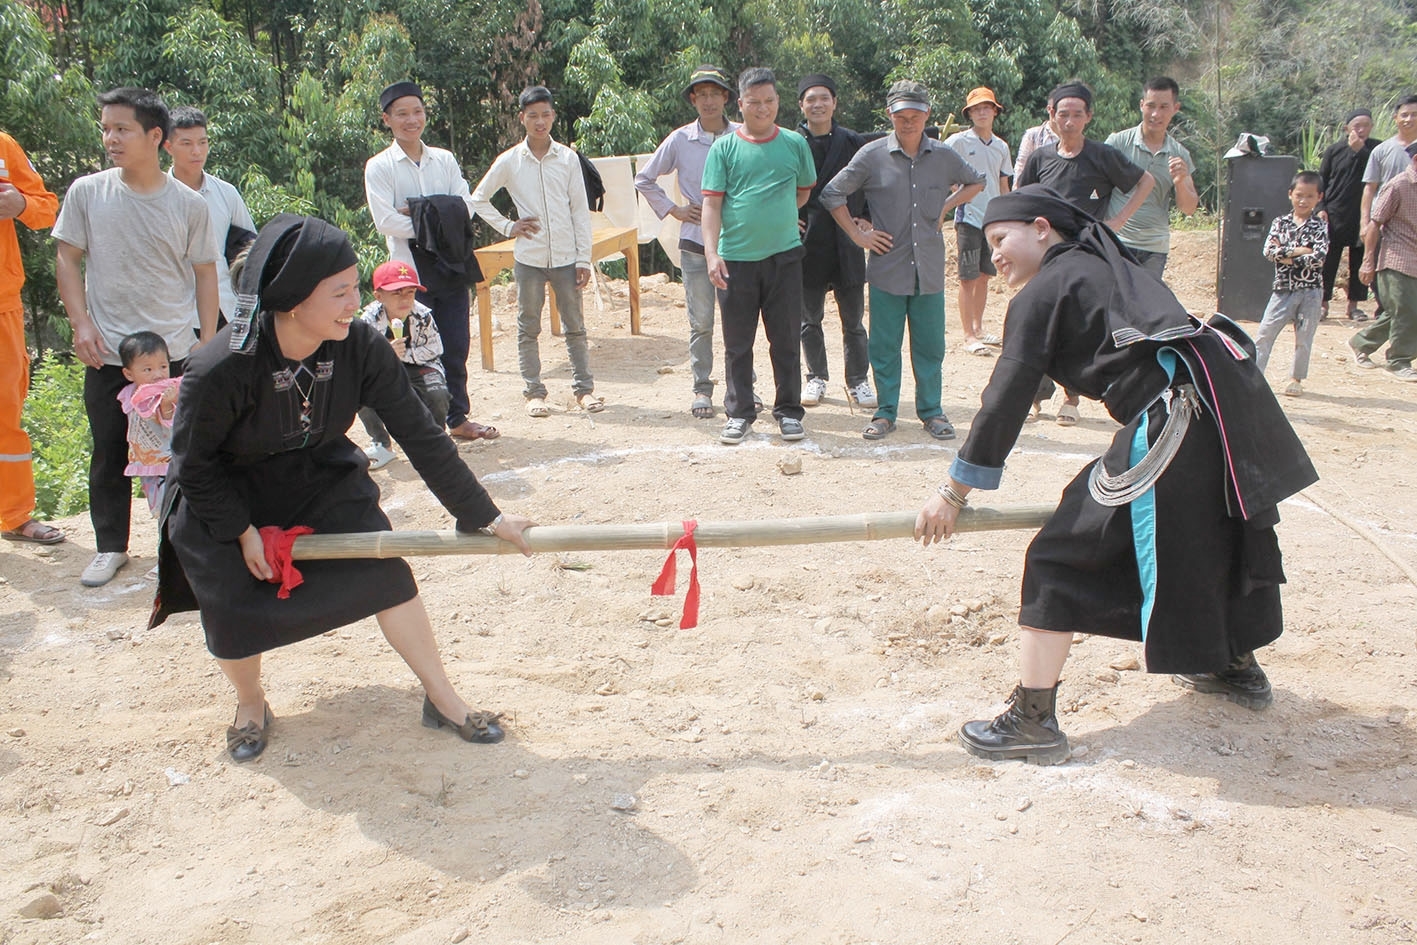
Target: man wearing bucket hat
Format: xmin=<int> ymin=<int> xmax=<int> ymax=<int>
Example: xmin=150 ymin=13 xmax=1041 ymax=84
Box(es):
xmin=946 ymin=87 xmax=1013 ymax=356
xmin=635 ymin=65 xmax=740 ymax=420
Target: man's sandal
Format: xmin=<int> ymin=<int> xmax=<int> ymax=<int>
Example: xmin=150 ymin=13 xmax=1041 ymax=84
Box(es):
xmin=450 ymin=420 xmax=501 ymax=440
xmin=1056 ymin=403 xmax=1079 ymax=426
xmin=577 ymin=393 xmax=606 ymax=413
xmin=2 ymin=519 xmax=65 ymax=544
xmin=922 ymin=415 xmax=956 ymax=440
xmin=526 ymin=397 xmax=551 ymax=418
xmin=862 ymin=417 xmax=896 ymax=440
xmin=690 ymin=394 xmax=714 ymax=419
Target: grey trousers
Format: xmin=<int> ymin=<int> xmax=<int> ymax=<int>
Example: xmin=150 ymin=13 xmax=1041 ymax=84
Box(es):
xmin=515 ymin=262 xmax=594 ymax=399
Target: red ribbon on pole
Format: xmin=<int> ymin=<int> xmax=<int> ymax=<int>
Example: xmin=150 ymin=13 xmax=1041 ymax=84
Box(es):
xmin=651 ymin=520 xmax=700 ymax=628
xmin=259 ymin=525 xmax=315 ymax=599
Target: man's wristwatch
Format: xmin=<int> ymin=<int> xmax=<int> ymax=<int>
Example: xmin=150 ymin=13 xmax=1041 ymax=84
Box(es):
xmin=480 ymin=513 xmax=504 ymax=536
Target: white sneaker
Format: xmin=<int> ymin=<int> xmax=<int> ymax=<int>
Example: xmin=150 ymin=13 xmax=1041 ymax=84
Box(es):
xmin=81 ymin=551 xmax=129 ymax=587
xmin=365 ymin=442 xmax=396 ymax=470
xmin=801 ymin=377 xmax=828 ymax=406
xmin=846 ymin=381 xmax=878 ymax=408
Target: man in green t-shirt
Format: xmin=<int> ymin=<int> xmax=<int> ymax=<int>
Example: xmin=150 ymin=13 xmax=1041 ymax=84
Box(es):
xmin=702 ymin=67 xmax=817 ymax=445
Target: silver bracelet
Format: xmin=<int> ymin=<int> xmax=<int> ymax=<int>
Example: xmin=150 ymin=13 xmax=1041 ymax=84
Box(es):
xmin=936 ymin=482 xmax=969 ymax=510
xmin=480 ymin=513 xmax=504 ymax=536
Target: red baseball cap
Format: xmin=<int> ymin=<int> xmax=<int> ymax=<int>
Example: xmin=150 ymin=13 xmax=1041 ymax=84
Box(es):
xmin=372 ymin=260 xmax=426 ymax=292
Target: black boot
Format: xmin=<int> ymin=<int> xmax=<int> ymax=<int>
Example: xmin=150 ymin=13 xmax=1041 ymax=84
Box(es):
xmin=1172 ymin=651 xmax=1273 ymax=709
xmin=958 ymin=683 xmax=1070 ymax=765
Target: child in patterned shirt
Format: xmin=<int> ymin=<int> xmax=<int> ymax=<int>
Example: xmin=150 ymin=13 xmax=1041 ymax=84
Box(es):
xmin=357 ymin=260 xmax=451 ymax=469
xmin=1255 ymin=170 xmax=1329 ymax=396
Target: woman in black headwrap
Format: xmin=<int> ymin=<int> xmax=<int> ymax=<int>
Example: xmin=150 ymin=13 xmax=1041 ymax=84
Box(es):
xmin=151 ymin=214 xmax=534 ymax=761
xmin=914 ymin=186 xmax=1317 ymax=764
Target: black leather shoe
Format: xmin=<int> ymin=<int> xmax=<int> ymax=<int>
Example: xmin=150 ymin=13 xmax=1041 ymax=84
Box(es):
xmin=1173 ymin=651 xmax=1273 ymax=709
xmin=422 ymin=695 xmax=505 ymax=743
xmin=226 ymin=702 xmax=273 ymax=762
xmin=959 ymin=683 xmax=1070 ymax=765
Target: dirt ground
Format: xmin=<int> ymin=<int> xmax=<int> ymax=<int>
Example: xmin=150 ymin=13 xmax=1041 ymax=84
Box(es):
xmin=2 ymin=229 xmax=1415 ymax=945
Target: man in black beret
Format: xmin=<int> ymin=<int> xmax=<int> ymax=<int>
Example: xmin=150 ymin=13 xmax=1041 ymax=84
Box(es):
xmin=364 ymin=81 xmax=501 ymax=445
xmin=796 ymin=73 xmax=874 ymax=410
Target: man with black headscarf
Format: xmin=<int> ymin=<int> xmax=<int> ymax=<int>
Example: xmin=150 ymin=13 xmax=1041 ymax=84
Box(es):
xmin=1017 ymin=80 xmax=1157 ymax=426
xmin=1318 ymin=109 xmax=1379 ymax=320
xmin=795 ymin=73 xmax=873 ymax=410
xmin=365 ymin=81 xmax=500 ymax=444
xmin=915 ymin=186 xmax=1316 ymax=765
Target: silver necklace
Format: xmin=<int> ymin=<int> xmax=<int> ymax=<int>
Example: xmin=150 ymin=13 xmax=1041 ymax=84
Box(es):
xmin=290 ymin=363 xmax=315 ymax=432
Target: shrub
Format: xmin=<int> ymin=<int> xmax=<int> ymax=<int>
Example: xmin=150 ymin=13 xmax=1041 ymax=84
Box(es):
xmin=22 ymin=357 xmax=90 ymax=519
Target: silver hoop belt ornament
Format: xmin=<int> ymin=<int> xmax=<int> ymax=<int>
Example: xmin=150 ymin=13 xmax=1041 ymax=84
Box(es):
xmin=1087 ymin=384 xmax=1202 ymax=507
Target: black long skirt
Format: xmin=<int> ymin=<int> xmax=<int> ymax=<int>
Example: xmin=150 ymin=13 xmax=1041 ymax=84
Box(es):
xmin=1018 ymin=396 xmax=1286 ymax=674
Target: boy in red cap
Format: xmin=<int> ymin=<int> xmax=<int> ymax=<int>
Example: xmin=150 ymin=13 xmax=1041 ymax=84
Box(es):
xmin=356 ymin=260 xmax=464 ymax=469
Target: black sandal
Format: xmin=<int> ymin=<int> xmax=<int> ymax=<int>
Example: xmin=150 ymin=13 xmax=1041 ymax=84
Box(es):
xmin=923 ymin=415 xmax=956 ymax=440
xmin=862 ymin=417 xmax=896 ymax=440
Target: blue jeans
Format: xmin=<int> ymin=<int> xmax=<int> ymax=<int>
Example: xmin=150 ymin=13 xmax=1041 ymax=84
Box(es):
xmin=680 ymin=250 xmax=716 ymax=396
xmin=1254 ymin=288 xmax=1321 ymax=379
xmin=514 ymin=262 xmax=594 ymax=399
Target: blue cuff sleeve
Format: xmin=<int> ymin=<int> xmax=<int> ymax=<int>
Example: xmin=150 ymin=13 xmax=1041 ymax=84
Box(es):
xmin=949 ymin=455 xmax=1003 ymax=490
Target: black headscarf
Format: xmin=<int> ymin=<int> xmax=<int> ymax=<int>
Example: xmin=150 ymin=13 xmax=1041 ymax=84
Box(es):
xmin=982 ymin=185 xmax=1193 ymax=348
xmin=229 ymin=214 xmax=359 ymax=354
xmin=1050 ymin=82 xmax=1093 ymax=111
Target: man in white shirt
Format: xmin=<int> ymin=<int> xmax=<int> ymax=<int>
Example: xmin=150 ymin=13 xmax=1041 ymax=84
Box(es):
xmin=365 ymin=81 xmax=499 ymax=440
xmin=471 ymin=86 xmax=599 ymax=418
xmin=164 ymin=106 xmax=255 ymax=327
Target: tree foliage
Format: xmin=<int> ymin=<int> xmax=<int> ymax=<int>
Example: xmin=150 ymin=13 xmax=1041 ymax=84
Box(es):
xmin=1 ymin=0 xmax=1414 ymax=358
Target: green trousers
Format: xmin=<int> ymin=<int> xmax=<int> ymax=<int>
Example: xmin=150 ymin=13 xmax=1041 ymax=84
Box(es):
xmin=1352 ymin=270 xmax=1417 ymax=371
xmin=867 ymin=286 xmax=945 ymax=422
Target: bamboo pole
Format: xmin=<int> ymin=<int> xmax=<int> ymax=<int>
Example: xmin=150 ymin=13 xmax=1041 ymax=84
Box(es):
xmin=289 ymin=505 xmax=1056 ymax=561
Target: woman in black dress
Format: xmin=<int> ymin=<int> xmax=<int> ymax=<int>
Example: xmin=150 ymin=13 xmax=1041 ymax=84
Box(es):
xmin=915 ymin=187 xmax=1316 ymax=765
xmin=152 ymin=214 xmax=534 ymax=761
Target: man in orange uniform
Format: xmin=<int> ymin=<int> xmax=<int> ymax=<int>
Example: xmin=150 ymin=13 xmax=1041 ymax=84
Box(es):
xmin=0 ymin=130 xmax=63 ymax=544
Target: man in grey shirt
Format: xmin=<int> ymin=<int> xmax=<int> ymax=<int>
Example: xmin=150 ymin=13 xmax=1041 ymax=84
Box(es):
xmin=54 ymin=87 xmax=218 ymax=587
xmin=1104 ymin=76 xmax=1199 ymax=277
xmin=821 ymin=80 xmax=982 ymax=442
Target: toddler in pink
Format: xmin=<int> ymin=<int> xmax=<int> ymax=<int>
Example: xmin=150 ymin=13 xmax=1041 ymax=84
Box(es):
xmin=117 ymin=331 xmax=181 ymax=514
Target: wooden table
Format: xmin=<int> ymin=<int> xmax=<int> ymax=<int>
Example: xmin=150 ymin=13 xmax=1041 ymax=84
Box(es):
xmin=472 ymin=225 xmax=641 ymax=370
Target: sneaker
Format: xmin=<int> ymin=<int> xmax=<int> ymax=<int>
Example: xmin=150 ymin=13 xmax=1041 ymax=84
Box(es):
xmin=1283 ymin=379 xmax=1303 ymax=397
xmin=778 ymin=417 xmax=806 ymax=441
xmin=81 ymin=551 xmax=129 ymax=588
xmin=1349 ymin=339 xmax=1376 ymax=369
xmin=364 ymin=442 xmax=396 ymax=470
xmin=846 ymin=381 xmax=878 ymax=408
xmin=1387 ymin=365 xmax=1417 ymax=382
xmin=719 ymin=418 xmax=751 ymax=445
xmin=801 ymin=377 xmax=828 ymax=407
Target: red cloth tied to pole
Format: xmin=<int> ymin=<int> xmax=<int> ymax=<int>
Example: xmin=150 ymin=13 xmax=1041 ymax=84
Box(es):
xmin=259 ymin=525 xmax=315 ymax=599
xmin=651 ymin=520 xmax=700 ymax=628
